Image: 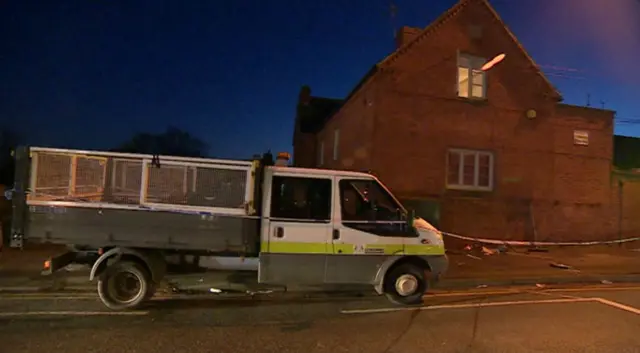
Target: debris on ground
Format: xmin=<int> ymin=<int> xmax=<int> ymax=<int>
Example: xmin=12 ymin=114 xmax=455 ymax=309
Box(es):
xmin=476 ymin=284 xmax=488 ymax=288
xmin=601 ymin=280 xmax=613 ymax=285
xmin=481 ymin=247 xmax=496 ymax=256
xmin=528 ymin=247 xmax=550 ymax=253
xmin=466 ymin=254 xmax=482 ymax=260
xmin=535 ymin=283 xmax=546 ymax=289
xmin=550 ymin=262 xmax=573 ymax=270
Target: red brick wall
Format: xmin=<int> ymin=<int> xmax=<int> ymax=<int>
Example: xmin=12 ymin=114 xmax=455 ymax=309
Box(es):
xmin=299 ymin=0 xmax=619 ymax=242
xmin=315 ymin=83 xmax=377 ymax=172
xmin=292 ymin=131 xmax=317 ymax=168
xmin=316 ymin=0 xmax=616 ymax=242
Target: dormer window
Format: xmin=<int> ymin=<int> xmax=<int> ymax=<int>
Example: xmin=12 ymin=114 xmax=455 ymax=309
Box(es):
xmin=457 ymin=53 xmax=487 ymax=99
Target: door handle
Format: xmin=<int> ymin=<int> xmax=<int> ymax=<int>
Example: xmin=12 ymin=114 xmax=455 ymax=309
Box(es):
xmin=332 ymin=229 xmax=340 ymax=240
xmin=275 ymin=227 xmax=284 ymax=238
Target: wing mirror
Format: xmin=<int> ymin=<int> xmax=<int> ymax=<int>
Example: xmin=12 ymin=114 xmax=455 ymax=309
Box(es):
xmin=406 ymin=209 xmax=415 ymax=229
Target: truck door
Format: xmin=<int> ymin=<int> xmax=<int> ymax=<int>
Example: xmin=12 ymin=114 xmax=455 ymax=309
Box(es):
xmin=259 ymin=172 xmax=333 ymax=284
xmin=326 ymin=177 xmax=409 ymax=284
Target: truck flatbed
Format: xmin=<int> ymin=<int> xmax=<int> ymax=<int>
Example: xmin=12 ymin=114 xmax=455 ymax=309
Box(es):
xmin=10 ymin=147 xmax=263 ymax=253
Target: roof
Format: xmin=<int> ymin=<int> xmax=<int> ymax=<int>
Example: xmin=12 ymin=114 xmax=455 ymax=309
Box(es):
xmin=556 ymin=103 xmax=616 ymax=115
xmin=614 ymin=135 xmax=640 ymax=170
xmin=302 ymin=0 xmax=564 ymax=134
xmin=295 ymin=96 xmax=343 ymax=135
xmin=378 ymin=0 xmax=561 ymax=100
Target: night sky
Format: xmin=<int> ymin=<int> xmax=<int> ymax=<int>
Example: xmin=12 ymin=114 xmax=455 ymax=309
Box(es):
xmin=2 ymin=0 xmax=639 ymax=159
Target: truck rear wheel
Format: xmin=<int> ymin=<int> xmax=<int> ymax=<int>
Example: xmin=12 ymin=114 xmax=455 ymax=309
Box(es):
xmin=383 ymin=264 xmax=427 ymax=306
xmin=97 ymin=261 xmax=150 ymax=311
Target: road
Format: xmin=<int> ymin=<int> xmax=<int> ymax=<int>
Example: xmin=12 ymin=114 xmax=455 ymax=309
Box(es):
xmin=1 ymin=284 xmax=640 ymax=353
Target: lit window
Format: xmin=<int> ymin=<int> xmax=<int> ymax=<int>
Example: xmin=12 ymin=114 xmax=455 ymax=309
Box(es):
xmin=457 ymin=53 xmax=487 ymax=99
xmin=447 ymin=149 xmax=493 ymax=191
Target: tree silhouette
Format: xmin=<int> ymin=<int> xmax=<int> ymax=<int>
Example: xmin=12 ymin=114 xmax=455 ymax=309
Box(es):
xmin=112 ymin=126 xmax=208 ymax=157
xmin=0 ymin=127 xmax=19 ymax=185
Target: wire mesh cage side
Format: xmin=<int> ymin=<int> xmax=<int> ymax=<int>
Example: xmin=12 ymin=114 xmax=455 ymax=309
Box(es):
xmin=30 ymin=152 xmax=107 ymax=202
xmin=28 ymin=150 xmax=254 ymax=213
xmin=143 ymin=162 xmax=250 ymax=210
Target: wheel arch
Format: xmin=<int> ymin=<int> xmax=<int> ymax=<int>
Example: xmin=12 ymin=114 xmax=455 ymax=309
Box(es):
xmin=89 ymin=247 xmax=166 ymax=283
xmin=373 ymin=255 xmax=431 ymax=294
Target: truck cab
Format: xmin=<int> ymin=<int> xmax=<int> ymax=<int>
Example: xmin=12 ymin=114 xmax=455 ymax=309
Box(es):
xmin=259 ymin=164 xmax=448 ymax=305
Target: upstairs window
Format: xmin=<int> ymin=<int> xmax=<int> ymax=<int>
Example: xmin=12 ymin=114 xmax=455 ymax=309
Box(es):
xmin=447 ymin=149 xmax=493 ymax=191
xmin=457 ymin=53 xmax=487 ymax=99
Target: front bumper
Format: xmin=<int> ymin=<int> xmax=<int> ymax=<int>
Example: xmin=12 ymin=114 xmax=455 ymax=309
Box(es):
xmin=427 ymin=254 xmax=449 ymax=282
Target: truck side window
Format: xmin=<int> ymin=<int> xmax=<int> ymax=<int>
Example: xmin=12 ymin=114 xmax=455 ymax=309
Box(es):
xmin=339 ymin=179 xmax=401 ymax=222
xmin=339 ymin=179 xmax=410 ymax=236
xmin=270 ymin=176 xmax=331 ymax=222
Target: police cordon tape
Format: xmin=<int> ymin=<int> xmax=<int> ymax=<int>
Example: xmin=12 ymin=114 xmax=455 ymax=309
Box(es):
xmin=440 ymin=231 xmax=640 ymax=247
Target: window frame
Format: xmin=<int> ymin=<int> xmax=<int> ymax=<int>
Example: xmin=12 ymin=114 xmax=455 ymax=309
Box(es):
xmin=269 ymin=175 xmax=332 ymax=223
xmin=337 ymin=178 xmax=417 ymax=237
xmin=446 ymin=148 xmax=494 ymax=191
xmin=457 ymin=52 xmax=487 ymax=100
xmin=318 ymin=140 xmax=324 ymax=166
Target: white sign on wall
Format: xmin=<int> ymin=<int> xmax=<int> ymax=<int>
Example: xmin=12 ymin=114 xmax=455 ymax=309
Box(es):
xmin=573 ymin=130 xmax=589 ymax=146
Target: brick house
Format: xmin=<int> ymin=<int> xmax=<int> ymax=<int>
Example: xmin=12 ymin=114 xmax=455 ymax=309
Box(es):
xmin=292 ymin=0 xmax=619 ymax=243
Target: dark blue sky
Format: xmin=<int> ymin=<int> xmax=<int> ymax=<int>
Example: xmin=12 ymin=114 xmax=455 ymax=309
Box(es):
xmin=2 ymin=0 xmax=640 ymax=159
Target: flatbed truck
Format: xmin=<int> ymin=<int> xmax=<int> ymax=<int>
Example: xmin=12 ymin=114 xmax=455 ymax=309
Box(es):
xmin=8 ymin=146 xmax=448 ymax=310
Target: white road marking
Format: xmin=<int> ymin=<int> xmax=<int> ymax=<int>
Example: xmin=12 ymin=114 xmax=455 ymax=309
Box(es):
xmin=0 ymin=311 xmax=149 ymax=317
xmin=0 ymin=294 xmax=174 ymax=301
xmin=426 ymin=285 xmax=640 ymax=298
xmin=341 ymin=297 xmax=595 ymax=315
xmin=0 ymin=296 xmax=97 ymax=301
xmin=526 ymin=290 xmax=584 ymax=300
xmin=595 ymin=298 xmax=640 ymax=315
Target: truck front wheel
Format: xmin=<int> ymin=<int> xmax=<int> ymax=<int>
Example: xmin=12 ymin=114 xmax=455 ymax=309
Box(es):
xmin=383 ymin=264 xmax=427 ymax=306
xmin=97 ymin=261 xmax=150 ymax=311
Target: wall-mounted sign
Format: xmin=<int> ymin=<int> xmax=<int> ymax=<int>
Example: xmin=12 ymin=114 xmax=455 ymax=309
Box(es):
xmin=573 ymin=130 xmax=589 ymax=146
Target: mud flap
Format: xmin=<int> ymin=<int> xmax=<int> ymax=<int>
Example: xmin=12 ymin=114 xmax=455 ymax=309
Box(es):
xmin=42 ymin=251 xmax=78 ymax=275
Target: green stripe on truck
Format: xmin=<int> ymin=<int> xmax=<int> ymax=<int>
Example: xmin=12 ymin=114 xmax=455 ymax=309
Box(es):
xmin=261 ymin=242 xmax=445 ymax=255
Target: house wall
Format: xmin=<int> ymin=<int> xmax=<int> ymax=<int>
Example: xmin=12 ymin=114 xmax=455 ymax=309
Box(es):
xmin=292 ymin=130 xmax=316 ymax=168
xmin=613 ymin=174 xmax=640 ymax=240
xmin=355 ymin=0 xmax=615 ymax=242
xmin=297 ymin=0 xmax=620 ymax=242
xmin=315 ymin=83 xmax=377 ymax=172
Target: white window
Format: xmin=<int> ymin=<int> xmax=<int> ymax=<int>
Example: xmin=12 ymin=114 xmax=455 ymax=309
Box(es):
xmin=447 ymin=149 xmax=493 ymax=191
xmin=333 ymin=129 xmax=340 ymax=161
xmin=457 ymin=53 xmax=487 ymax=99
xmin=319 ymin=141 xmax=324 ymax=166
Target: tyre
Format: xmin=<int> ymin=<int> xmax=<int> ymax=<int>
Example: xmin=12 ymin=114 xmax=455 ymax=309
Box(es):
xmin=383 ymin=264 xmax=428 ymax=306
xmin=145 ymin=283 xmax=157 ymax=300
xmin=97 ymin=261 xmax=150 ymax=311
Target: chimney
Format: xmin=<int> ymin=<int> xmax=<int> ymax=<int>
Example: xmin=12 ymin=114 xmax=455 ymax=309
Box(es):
xmin=298 ymin=85 xmax=312 ymax=106
xmin=395 ymin=26 xmax=421 ymax=49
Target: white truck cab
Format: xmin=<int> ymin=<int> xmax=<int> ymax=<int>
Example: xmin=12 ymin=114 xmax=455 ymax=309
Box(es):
xmin=258 ymin=162 xmax=448 ymax=305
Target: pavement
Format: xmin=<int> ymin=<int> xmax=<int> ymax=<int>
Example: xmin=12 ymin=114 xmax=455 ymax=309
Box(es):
xmin=2 ymin=283 xmax=640 ymax=352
